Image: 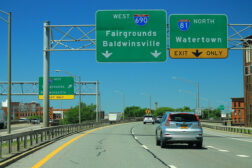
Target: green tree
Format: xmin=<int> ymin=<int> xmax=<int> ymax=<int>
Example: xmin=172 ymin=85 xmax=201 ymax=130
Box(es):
xmin=64 ymin=103 xmax=96 ymax=124
xmin=153 ymin=107 xmax=175 ymax=117
xmin=27 ymin=115 xmax=42 ymax=121
xmin=124 ymin=106 xmax=147 ymax=117
xmin=202 ymin=108 xmax=221 ymax=119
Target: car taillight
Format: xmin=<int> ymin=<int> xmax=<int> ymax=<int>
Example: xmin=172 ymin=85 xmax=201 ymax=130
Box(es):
xmin=194 ymin=114 xmax=201 ymax=126
xmin=165 ymin=114 xmax=171 ymax=126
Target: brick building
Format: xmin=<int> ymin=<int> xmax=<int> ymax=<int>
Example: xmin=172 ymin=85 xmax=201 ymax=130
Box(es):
xmin=231 ymin=98 xmax=245 ymax=125
xmin=243 ymin=35 xmax=252 ymax=126
xmin=1 ymin=100 xmax=59 ymax=120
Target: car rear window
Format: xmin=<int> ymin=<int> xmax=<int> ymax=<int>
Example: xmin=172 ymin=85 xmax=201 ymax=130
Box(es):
xmin=170 ymin=114 xmax=198 ymax=122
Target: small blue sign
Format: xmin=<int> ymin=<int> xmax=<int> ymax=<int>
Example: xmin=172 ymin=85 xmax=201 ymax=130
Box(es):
xmin=134 ymin=14 xmax=149 ymax=26
xmin=49 ymin=78 xmax=53 ymax=84
xmin=178 ymin=19 xmax=190 ymax=31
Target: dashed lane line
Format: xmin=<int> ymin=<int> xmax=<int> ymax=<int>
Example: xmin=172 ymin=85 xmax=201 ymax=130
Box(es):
xmin=207 ymin=145 xmax=250 ymax=158
xmin=207 ymin=146 xmax=230 ymax=152
xmin=130 ymin=126 xmax=171 ymax=168
xmin=142 ymin=145 xmax=149 ymax=150
xmin=169 ymin=165 xmax=177 ymax=168
xmin=236 ymin=155 xmax=249 ymax=158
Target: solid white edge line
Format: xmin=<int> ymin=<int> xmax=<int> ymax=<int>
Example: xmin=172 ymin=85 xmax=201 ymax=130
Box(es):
xmin=231 ymin=138 xmax=252 ymax=143
xmin=134 ymin=137 xmax=138 ymax=139
xmin=169 ymin=165 xmax=177 ymax=168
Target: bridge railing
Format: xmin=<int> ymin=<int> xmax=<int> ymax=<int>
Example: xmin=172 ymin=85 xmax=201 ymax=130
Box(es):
xmin=0 ymin=118 xmax=139 ymax=162
xmin=201 ymin=123 xmax=252 ymax=134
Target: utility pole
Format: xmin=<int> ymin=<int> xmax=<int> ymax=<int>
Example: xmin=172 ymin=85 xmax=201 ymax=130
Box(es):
xmin=155 ymin=102 xmax=158 ymax=111
xmin=96 ymin=81 xmax=99 ymax=122
xmin=43 ymin=21 xmax=50 ymax=127
xmin=79 ymin=76 xmax=81 ymax=124
xmin=0 ymin=10 xmax=12 ymax=133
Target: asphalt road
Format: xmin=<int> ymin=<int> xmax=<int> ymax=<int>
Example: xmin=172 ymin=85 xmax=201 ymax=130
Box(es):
xmin=0 ymin=123 xmax=42 ymax=135
xmin=6 ymin=122 xmax=252 ymax=168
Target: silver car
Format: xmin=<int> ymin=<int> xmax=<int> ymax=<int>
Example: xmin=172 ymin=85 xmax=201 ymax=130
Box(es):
xmin=156 ymin=112 xmax=203 ymax=148
xmin=143 ymin=115 xmax=154 ymax=124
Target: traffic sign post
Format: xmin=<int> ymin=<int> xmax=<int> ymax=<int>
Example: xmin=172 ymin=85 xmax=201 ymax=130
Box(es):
xmin=218 ymin=105 xmax=225 ymax=110
xmin=145 ymin=109 xmax=151 ymax=115
xmin=169 ymin=14 xmax=228 ymax=59
xmin=39 ymin=76 xmax=74 ymax=100
xmin=96 ymin=10 xmax=167 ymax=62
xmin=195 ymin=108 xmax=202 ymax=116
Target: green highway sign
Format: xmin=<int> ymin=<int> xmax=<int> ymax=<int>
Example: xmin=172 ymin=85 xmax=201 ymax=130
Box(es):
xmin=218 ymin=105 xmax=225 ymax=110
xmin=96 ymin=10 xmax=167 ymax=62
xmin=39 ymin=76 xmax=74 ymax=100
xmin=169 ymin=14 xmax=228 ymax=59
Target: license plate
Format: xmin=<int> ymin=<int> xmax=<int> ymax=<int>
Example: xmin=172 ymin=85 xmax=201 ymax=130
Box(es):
xmin=180 ymin=126 xmax=188 ymax=129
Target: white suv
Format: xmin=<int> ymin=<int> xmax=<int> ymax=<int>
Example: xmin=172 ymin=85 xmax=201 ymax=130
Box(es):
xmin=143 ymin=116 xmax=154 ymax=124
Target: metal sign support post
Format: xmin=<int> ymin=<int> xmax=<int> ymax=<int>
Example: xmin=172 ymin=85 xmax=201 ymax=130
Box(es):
xmin=43 ymin=21 xmax=50 ymax=127
xmin=79 ymin=76 xmax=81 ymax=124
xmin=96 ymin=81 xmax=99 ymax=122
xmin=7 ymin=12 xmax=11 ymax=134
xmin=0 ymin=10 xmax=12 ymax=134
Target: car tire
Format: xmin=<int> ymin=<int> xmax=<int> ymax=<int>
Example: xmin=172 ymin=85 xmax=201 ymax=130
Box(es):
xmin=196 ymin=141 xmax=202 ymax=148
xmin=188 ymin=143 xmax=193 ymax=148
xmin=152 ymin=122 xmax=154 ymax=125
xmin=156 ymin=134 xmax=160 ymax=146
xmin=143 ymin=122 xmax=146 ymax=124
xmin=160 ymin=134 xmax=166 ymax=148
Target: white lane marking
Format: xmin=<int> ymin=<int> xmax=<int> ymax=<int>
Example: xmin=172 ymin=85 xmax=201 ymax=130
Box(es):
xmin=218 ymin=150 xmax=229 ymax=152
xmin=204 ymin=128 xmax=252 ymax=143
xmin=134 ymin=137 xmax=138 ymax=140
xmin=207 ymin=146 xmax=219 ymax=150
xmin=231 ymin=138 xmax=252 ymax=143
xmin=142 ymin=145 xmax=149 ymax=150
xmin=236 ymin=154 xmax=249 ymax=158
xmin=207 ymin=146 xmax=229 ymax=152
xmin=169 ymin=165 xmax=177 ymax=168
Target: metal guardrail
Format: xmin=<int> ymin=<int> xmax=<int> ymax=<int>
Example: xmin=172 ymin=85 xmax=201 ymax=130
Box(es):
xmin=0 ymin=118 xmax=138 ymax=162
xmin=202 ymin=123 xmax=252 ymax=135
xmin=200 ymin=120 xmax=224 ymax=123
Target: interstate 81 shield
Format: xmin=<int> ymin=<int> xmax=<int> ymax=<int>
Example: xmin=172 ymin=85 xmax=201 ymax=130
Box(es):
xmin=178 ymin=19 xmax=190 ymax=31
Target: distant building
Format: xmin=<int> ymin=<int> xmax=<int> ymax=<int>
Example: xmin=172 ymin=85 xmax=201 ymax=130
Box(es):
xmin=243 ymin=35 xmax=252 ymax=126
xmin=231 ymin=98 xmax=245 ymax=125
xmin=52 ymin=109 xmax=69 ymax=120
xmin=1 ymin=100 xmax=69 ymax=120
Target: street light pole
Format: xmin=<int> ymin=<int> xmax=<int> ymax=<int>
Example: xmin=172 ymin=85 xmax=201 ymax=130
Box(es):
xmin=79 ymin=76 xmax=81 ymax=124
xmin=197 ymin=81 xmax=200 ymax=110
xmin=1 ymin=10 xmax=12 ymax=133
xmin=172 ymin=76 xmax=200 ymax=110
xmin=115 ymin=90 xmax=125 ymax=120
xmin=96 ymin=81 xmax=99 ymax=122
xmin=142 ymin=93 xmax=152 ymax=114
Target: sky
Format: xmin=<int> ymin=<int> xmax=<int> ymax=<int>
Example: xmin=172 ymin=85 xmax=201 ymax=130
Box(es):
xmin=0 ymin=0 xmax=251 ymax=113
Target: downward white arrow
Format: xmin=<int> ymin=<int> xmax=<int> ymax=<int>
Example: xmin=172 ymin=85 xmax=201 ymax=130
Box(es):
xmin=151 ymin=50 xmax=161 ymax=58
xmin=102 ymin=50 xmax=112 ymax=58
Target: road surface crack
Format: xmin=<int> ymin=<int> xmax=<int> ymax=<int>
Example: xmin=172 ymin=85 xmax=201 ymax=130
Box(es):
xmin=96 ymin=138 xmax=106 ymax=157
